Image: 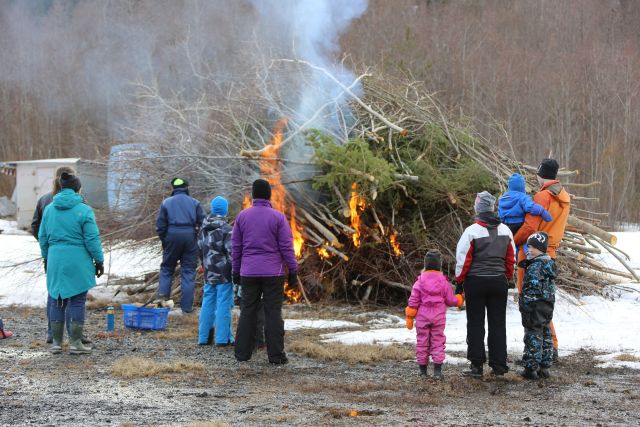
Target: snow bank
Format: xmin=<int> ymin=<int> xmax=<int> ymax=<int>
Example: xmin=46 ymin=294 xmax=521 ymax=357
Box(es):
xmin=284 ymin=319 xmax=360 ymax=330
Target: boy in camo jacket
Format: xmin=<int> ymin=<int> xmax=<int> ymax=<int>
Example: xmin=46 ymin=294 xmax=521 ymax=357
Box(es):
xmin=518 ymin=231 xmax=556 ymax=380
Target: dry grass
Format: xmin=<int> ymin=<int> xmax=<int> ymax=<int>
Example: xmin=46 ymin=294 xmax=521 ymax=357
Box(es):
xmin=154 ymin=328 xmax=198 ymax=340
xmin=85 ymin=298 xmax=121 ymax=310
xmin=289 ymin=338 xmax=414 ymax=363
xmin=111 ymin=356 xmax=206 ymax=379
xmin=188 ymin=422 xmax=230 ymax=427
xmin=615 ymin=353 xmax=640 ymax=362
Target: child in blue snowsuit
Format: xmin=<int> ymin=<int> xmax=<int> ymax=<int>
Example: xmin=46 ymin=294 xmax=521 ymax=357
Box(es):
xmin=197 ymin=196 xmax=234 ymax=346
xmin=499 ymin=173 xmax=553 ymax=237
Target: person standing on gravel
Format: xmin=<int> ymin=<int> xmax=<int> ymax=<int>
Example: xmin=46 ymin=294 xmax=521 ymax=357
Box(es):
xmin=38 ymin=172 xmax=104 ymax=354
xmin=155 ymin=177 xmax=205 ymax=314
xmin=232 ymin=179 xmax=297 ymax=364
xmin=31 ymin=166 xmax=91 ymax=346
xmin=513 ymin=159 xmax=570 ymax=362
xmin=455 ymin=191 xmax=516 ymax=378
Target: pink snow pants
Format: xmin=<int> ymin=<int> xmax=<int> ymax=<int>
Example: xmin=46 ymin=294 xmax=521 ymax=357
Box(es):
xmin=416 ymin=321 xmax=446 ymax=365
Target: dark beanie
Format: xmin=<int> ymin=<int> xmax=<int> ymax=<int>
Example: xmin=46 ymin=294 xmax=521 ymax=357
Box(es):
xmin=59 ymin=172 xmax=81 ymax=192
xmin=252 ymin=179 xmax=271 ymax=200
xmin=527 ymin=232 xmax=549 ymax=253
xmin=537 ymin=158 xmax=559 ymax=180
xmin=424 ymin=249 xmax=442 ymax=271
xmin=171 ymin=177 xmax=189 ymax=189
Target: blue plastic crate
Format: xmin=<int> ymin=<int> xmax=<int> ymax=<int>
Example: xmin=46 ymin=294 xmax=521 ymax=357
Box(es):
xmin=121 ymin=304 xmax=170 ymax=330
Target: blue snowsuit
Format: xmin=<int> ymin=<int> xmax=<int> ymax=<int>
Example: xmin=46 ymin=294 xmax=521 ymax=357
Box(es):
xmin=498 ymin=173 xmax=552 ymax=237
xmin=197 ymin=196 xmax=234 ymax=345
xmin=156 ymin=187 xmax=205 ymax=312
xmin=518 ymin=254 xmax=556 ymax=370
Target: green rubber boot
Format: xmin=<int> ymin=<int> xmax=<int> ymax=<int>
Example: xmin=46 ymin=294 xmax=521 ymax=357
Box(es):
xmin=69 ymin=322 xmax=92 ymax=355
xmin=49 ymin=321 xmax=64 ymax=354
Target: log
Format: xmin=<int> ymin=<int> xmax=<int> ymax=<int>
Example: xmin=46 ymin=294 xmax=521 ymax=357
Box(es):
xmin=560 ymin=241 xmax=602 ymax=254
xmin=300 ymin=208 xmax=342 ymax=248
xmin=567 ymin=216 xmax=617 ymax=245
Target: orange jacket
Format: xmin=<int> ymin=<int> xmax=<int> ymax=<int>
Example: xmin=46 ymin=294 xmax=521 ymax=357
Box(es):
xmin=513 ymin=180 xmax=571 ymax=259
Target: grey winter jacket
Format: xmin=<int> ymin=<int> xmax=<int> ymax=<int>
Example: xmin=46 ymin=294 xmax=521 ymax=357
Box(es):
xmin=198 ymin=214 xmax=233 ymax=285
xmin=31 ymin=192 xmax=54 ymax=240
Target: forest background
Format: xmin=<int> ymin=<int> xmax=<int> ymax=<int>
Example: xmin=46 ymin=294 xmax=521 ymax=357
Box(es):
xmin=1 ymin=0 xmax=638 ymax=227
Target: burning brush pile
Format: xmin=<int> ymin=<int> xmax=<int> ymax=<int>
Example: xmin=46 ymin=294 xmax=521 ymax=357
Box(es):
xmin=239 ymin=73 xmax=638 ymax=304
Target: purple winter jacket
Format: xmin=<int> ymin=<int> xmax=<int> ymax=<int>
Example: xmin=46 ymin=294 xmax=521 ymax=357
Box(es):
xmin=231 ymin=198 xmax=298 ymax=277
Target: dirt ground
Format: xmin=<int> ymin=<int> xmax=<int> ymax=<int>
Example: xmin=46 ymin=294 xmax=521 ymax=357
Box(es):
xmin=1 ymin=304 xmax=639 ymax=427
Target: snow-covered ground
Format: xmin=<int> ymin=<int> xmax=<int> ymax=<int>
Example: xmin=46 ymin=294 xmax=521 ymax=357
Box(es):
xmin=1 ymin=219 xmax=639 ymax=368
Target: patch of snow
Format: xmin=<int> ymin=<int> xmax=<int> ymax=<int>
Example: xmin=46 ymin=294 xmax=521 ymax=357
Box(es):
xmin=284 ymin=319 xmax=360 ymax=331
xmin=0 ymin=219 xmax=28 ymax=235
xmin=595 ymin=352 xmax=640 ymax=370
xmin=0 ymin=348 xmax=50 ymax=360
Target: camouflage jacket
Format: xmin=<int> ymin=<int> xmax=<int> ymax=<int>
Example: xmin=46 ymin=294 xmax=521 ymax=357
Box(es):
xmin=197 ymin=214 xmax=232 ymax=285
xmin=518 ymin=254 xmax=556 ymax=307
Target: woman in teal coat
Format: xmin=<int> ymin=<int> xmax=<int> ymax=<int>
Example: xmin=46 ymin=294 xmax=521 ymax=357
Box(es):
xmin=38 ymin=172 xmax=104 ymax=354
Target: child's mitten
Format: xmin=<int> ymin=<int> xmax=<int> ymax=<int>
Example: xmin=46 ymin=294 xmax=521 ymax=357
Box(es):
xmin=405 ymin=306 xmax=418 ymax=330
xmin=541 ymin=209 xmax=553 ymax=222
xmin=455 ymin=293 xmax=465 ymax=307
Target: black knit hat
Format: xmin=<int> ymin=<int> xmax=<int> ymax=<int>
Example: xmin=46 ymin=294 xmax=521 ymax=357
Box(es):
xmin=537 ymin=158 xmax=559 ymax=180
xmin=171 ymin=177 xmax=189 ymax=189
xmin=252 ymin=179 xmax=272 ymax=200
xmin=424 ymin=249 xmax=442 ymax=271
xmin=527 ymin=232 xmax=549 ymax=253
xmin=59 ymin=172 xmax=81 ymax=192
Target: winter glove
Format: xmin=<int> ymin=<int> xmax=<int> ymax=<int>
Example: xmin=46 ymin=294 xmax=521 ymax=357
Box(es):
xmin=405 ymin=306 xmax=418 ymax=330
xmin=507 ymin=280 xmax=516 ymax=289
xmin=95 ymin=262 xmax=104 ymax=278
xmin=232 ymin=272 xmax=241 ymax=286
xmin=455 ymin=282 xmax=464 ymax=295
xmin=529 ymin=203 xmax=552 ymax=222
xmin=43 ymin=259 xmax=47 ymax=273
xmin=455 ymin=293 xmax=465 ymax=307
xmin=288 ymin=271 xmax=298 ymax=287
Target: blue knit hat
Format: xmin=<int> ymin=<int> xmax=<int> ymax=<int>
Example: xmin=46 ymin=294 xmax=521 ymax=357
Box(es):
xmin=210 ymin=196 xmax=228 ymax=217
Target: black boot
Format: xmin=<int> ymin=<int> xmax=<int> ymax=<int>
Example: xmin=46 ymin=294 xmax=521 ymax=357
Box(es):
xmin=520 ymin=367 xmax=539 ymax=380
xmin=419 ymin=364 xmax=427 ymax=376
xmin=433 ymin=364 xmax=443 ymax=379
xmin=538 ymin=367 xmax=550 ymax=379
xmin=463 ymin=364 xmax=483 ymax=378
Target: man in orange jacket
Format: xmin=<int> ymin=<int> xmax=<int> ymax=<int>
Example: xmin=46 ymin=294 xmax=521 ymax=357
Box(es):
xmin=513 ymin=158 xmax=571 ymax=361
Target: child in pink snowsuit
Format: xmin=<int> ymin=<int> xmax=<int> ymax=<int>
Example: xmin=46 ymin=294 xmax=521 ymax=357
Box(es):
xmin=406 ymin=250 xmax=463 ymax=378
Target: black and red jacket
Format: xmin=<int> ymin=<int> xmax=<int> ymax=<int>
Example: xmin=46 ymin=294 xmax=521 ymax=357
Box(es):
xmin=455 ymin=212 xmax=516 ymax=284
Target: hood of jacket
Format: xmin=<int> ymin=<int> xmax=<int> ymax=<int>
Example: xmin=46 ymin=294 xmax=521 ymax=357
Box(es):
xmin=508 ymin=173 xmax=526 ymax=192
xmin=52 ymin=188 xmax=83 ymax=210
xmin=542 ymin=181 xmax=570 ymax=207
xmin=475 ymin=211 xmax=501 ymax=229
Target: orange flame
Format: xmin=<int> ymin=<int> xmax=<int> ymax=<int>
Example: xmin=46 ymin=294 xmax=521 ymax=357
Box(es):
xmin=242 ymin=192 xmax=251 ymax=210
xmin=257 ymin=117 xmax=303 ymax=303
xmin=317 ymin=246 xmax=331 ymax=259
xmin=349 ymin=182 xmax=366 ymax=247
xmin=389 ymin=229 xmax=402 ymax=256
xmin=349 ymin=410 xmax=359 ymax=417
xmin=290 ymin=205 xmax=304 ymax=258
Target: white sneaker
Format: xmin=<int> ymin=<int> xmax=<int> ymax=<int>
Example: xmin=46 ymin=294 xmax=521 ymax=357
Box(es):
xmin=168 ymin=308 xmax=184 ymax=317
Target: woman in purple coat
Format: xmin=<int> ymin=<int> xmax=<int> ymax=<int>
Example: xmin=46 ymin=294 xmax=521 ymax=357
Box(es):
xmin=232 ymin=179 xmax=298 ymax=364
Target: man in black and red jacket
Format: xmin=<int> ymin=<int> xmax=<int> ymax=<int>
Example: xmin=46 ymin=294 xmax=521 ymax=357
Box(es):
xmin=455 ymin=191 xmax=516 ymax=378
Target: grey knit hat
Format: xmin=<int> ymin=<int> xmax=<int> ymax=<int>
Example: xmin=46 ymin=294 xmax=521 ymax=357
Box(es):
xmin=474 ymin=191 xmax=496 ymax=214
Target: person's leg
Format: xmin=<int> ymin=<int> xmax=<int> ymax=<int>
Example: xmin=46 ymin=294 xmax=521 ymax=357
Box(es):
xmin=539 ymin=302 xmax=555 ymax=370
xmin=464 ymin=277 xmax=487 ymax=368
xmin=49 ymin=296 xmax=67 ymax=353
xmin=415 ymin=325 xmax=429 ymax=367
xmin=198 ymin=284 xmax=215 ymax=344
xmin=430 ymin=321 xmax=446 ymax=365
xmin=516 ymin=247 xmax=526 ymax=293
xmin=68 ymin=292 xmax=90 ymax=354
xmin=486 ymin=276 xmax=509 ymax=374
xmin=255 ymin=298 xmax=266 ymax=347
xmin=214 ymin=283 xmax=234 ymax=345
xmin=178 ymin=234 xmax=198 ymax=312
xmin=159 ymin=234 xmax=180 ymax=298
xmin=261 ymin=276 xmax=286 ymax=363
xmin=46 ymin=295 xmax=54 ymax=343
xmin=234 ymin=277 xmax=261 ymax=361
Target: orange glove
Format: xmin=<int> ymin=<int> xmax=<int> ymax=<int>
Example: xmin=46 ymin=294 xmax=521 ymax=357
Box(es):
xmin=455 ymin=293 xmax=465 ymax=307
xmin=405 ymin=306 xmax=418 ymax=330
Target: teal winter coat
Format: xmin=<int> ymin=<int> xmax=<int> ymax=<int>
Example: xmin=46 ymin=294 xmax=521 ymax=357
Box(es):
xmin=38 ymin=189 xmax=104 ymax=299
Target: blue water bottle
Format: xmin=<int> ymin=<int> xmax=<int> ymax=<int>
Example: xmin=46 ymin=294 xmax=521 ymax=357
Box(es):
xmin=106 ymin=306 xmax=115 ymax=331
